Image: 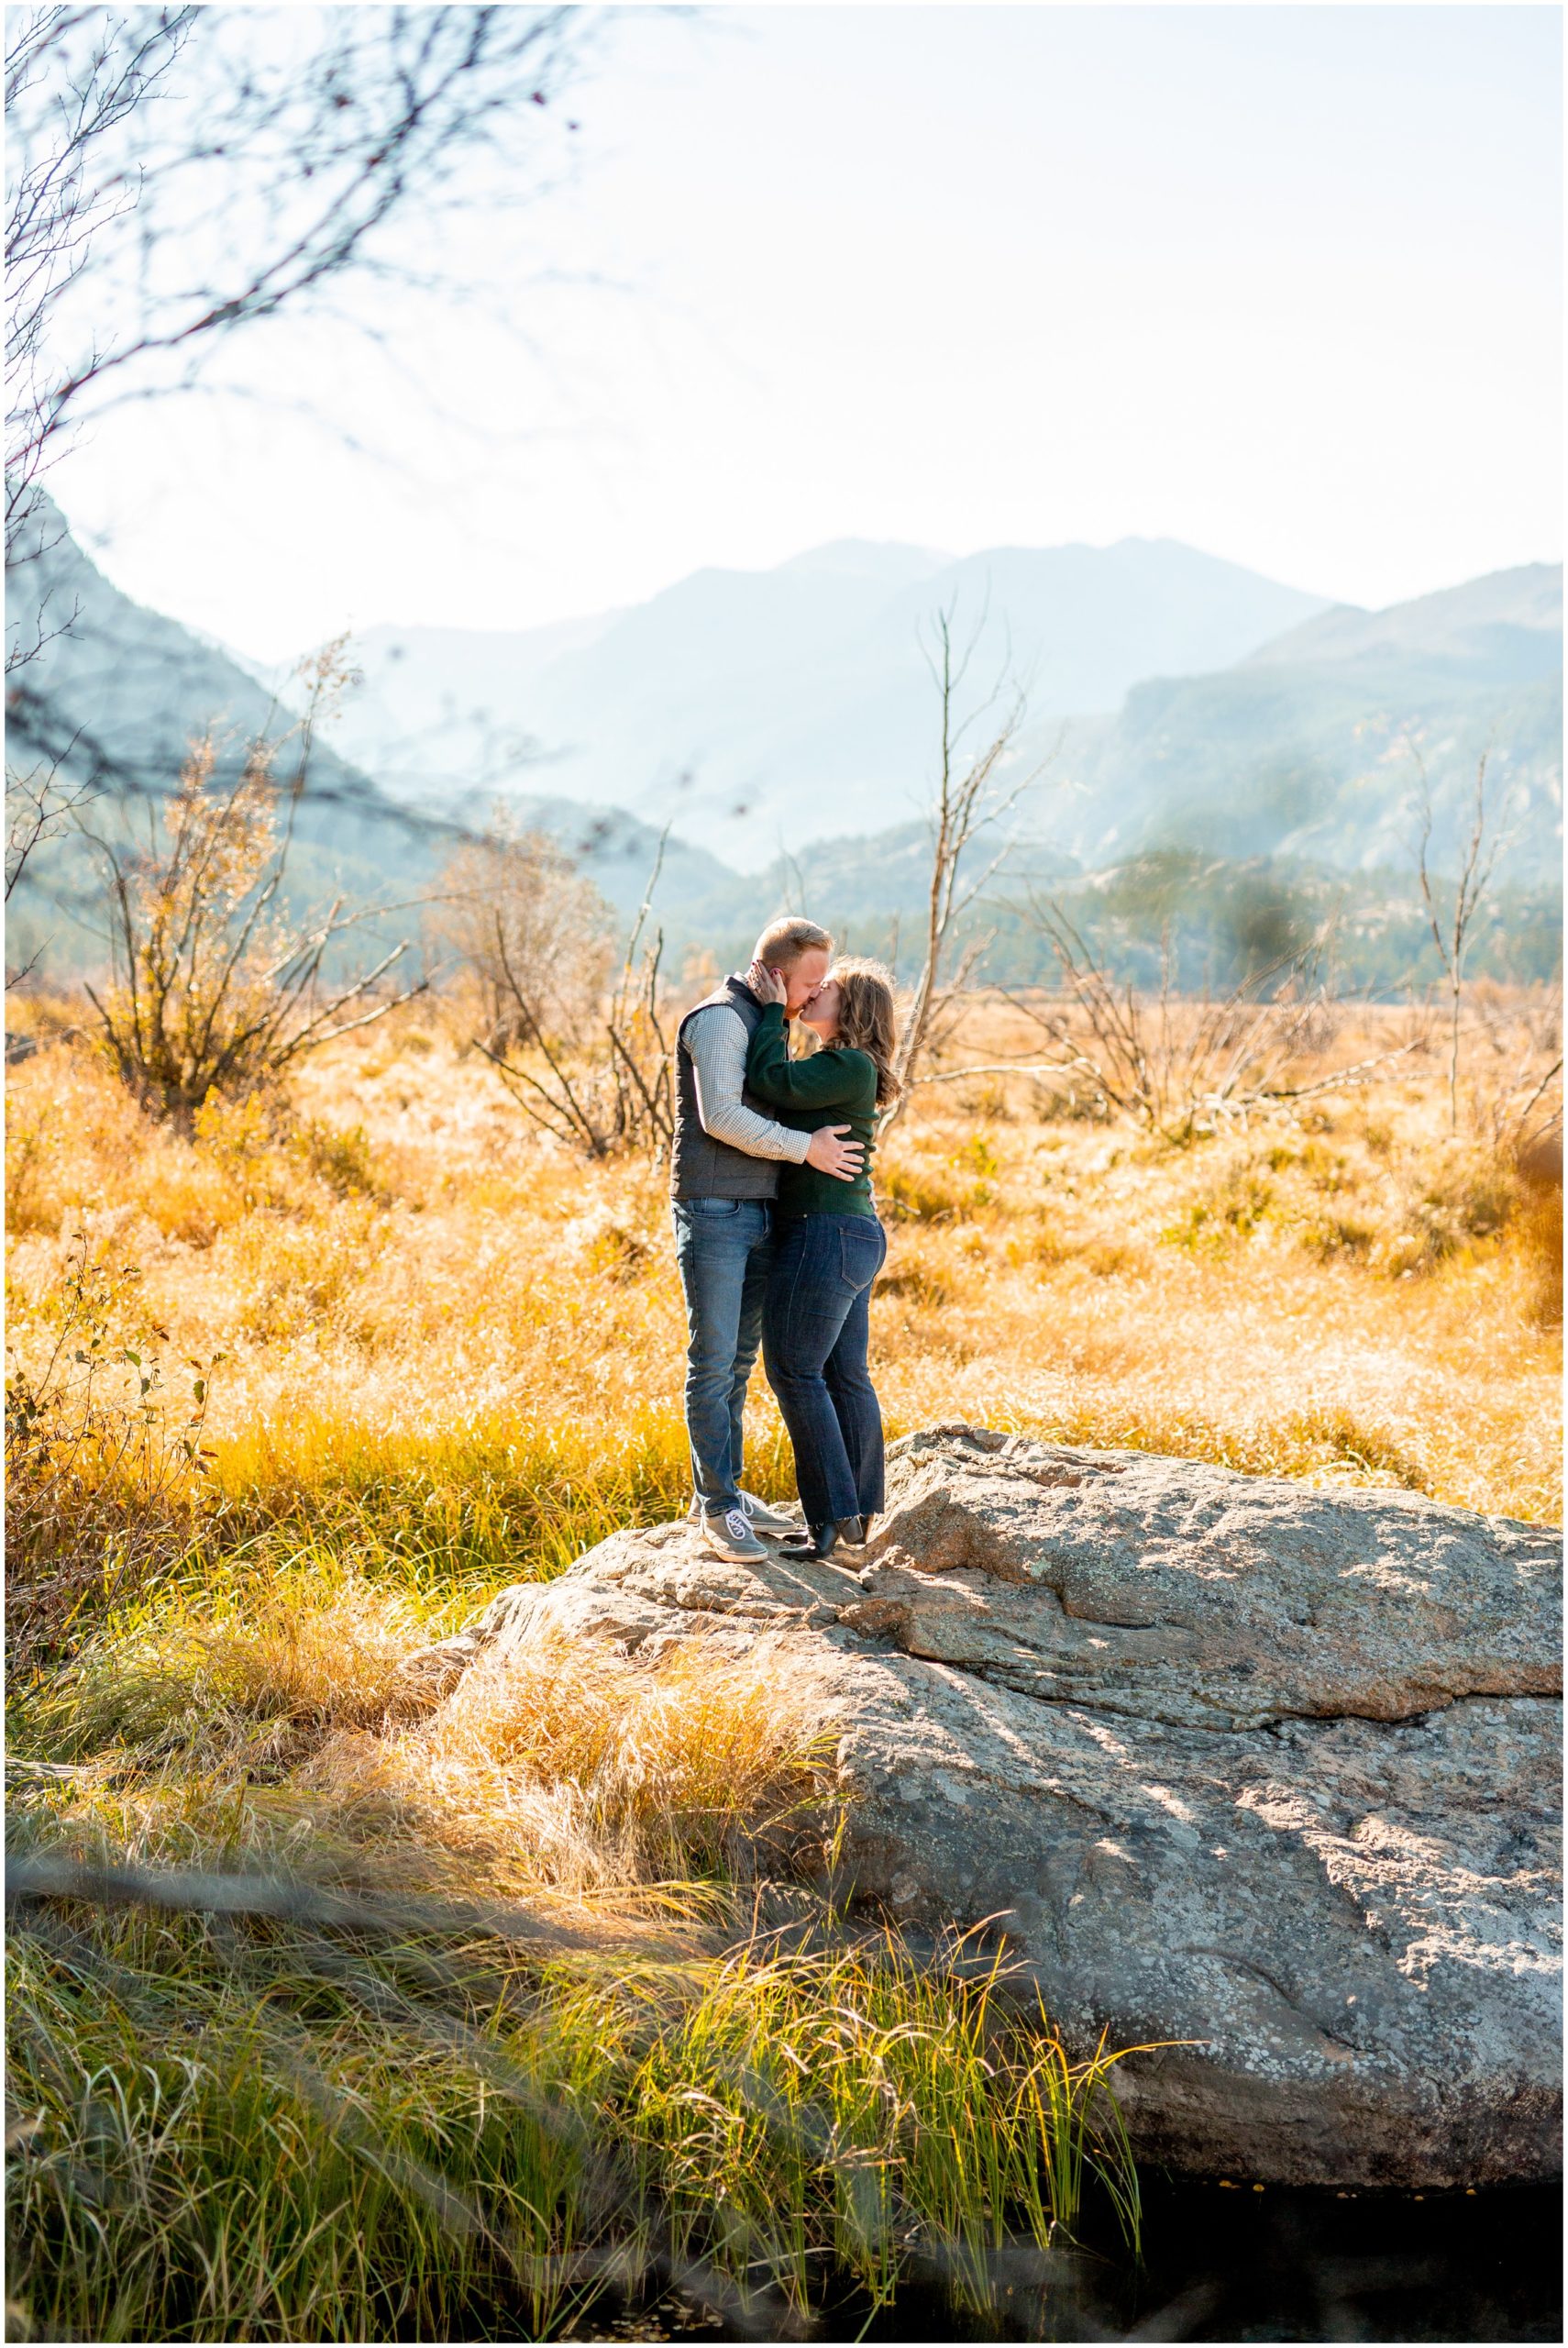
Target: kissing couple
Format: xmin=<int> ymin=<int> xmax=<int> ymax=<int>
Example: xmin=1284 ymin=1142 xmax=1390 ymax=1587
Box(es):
xmin=670 ymin=916 xmax=900 ymax=1567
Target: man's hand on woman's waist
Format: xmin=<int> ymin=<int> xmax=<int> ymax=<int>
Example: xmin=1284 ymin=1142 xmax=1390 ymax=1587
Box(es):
xmin=806 ymin=1125 xmax=865 ymax=1180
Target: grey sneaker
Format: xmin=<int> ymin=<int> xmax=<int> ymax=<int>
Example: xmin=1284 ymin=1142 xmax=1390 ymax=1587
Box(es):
xmin=687 ymin=1490 xmax=800 ymax=1537
xmin=699 ymin=1506 xmax=770 ymax=1564
xmin=736 ymin=1489 xmax=801 ymax=1536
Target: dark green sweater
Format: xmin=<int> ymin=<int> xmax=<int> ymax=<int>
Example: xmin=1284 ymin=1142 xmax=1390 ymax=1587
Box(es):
xmin=745 ymin=1002 xmax=878 ymax=1219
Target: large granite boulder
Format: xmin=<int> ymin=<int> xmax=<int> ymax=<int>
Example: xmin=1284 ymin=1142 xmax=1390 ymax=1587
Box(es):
xmin=400 ymin=1426 xmax=1562 ymax=2187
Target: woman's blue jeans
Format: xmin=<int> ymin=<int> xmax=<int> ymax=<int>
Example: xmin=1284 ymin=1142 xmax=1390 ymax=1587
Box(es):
xmin=763 ymin=1213 xmax=888 ymax=1529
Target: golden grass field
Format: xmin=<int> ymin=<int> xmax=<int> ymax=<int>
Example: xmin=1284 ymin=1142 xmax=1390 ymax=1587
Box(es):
xmin=8 ymin=985 xmax=1562 ymax=1533
xmin=4 ymin=982 xmax=1561 ymax=2341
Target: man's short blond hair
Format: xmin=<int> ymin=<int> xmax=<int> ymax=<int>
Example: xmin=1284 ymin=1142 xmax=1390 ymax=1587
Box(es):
xmin=753 ymin=915 xmax=832 ymax=969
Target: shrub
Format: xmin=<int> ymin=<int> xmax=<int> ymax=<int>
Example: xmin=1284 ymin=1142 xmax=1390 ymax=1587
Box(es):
xmin=81 ymin=707 xmax=422 ymax=1127
xmin=878 ymin=1147 xmax=994 ymax=1224
xmin=436 ymin=817 xmax=615 ymax=1052
xmin=1375 ymin=1141 xmax=1523 ymax=1277
xmin=1284 ymin=1403 xmax=1429 ymax=1490
xmin=290 ymin=1116 xmax=385 ymax=1200
xmin=1296 ymin=1212 xmax=1377 ymax=1263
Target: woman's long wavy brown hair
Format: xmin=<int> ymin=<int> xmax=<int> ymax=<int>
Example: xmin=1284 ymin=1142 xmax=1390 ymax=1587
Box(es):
xmin=830 ymin=957 xmax=900 ymax=1107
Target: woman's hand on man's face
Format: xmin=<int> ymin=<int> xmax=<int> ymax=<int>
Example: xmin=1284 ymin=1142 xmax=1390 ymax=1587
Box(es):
xmin=747 ymin=958 xmax=788 ymax=1005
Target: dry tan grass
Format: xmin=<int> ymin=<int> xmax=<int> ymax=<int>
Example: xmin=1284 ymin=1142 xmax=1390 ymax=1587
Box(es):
xmin=308 ymin=1629 xmax=838 ymax=1893
xmin=19 ymin=1551 xmax=836 ymax=1927
xmin=6 ymin=990 xmax=1561 ymax=1534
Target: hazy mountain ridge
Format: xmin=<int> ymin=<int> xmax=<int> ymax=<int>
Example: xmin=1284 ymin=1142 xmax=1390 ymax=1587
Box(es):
xmin=5 ymin=497 xmax=443 ymax=976
xmin=1241 ymin=562 xmax=1562 ymax=674
xmin=328 ymin=536 xmax=1331 ymax=865
xmin=7 ymin=504 xmax=1559 ymax=994
xmin=1042 ymin=562 xmax=1562 ymax=880
xmin=7 ymin=496 xmax=420 ymax=869
xmin=321 ymin=536 xmax=1561 ymax=889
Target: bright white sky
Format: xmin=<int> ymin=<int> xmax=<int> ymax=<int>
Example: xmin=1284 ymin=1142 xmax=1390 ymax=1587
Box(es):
xmin=50 ymin=1 xmax=1564 ymax=664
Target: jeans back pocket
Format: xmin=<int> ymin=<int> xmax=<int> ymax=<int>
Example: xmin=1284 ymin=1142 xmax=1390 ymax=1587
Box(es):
xmin=839 ymin=1219 xmax=887 ymax=1291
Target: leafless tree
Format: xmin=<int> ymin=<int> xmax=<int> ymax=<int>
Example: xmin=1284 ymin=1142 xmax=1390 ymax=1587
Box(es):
xmin=983 ymin=908 xmax=1402 ymax=1141
xmin=1413 ymin=748 xmax=1516 ymax=1133
xmin=885 ymin=603 xmax=1049 ymax=1122
xmin=5 ymin=743 xmax=99 ymax=985
xmin=6 ymin=6 xmax=602 ymax=545
xmin=914 ymin=900 xmax=1428 ymax=1141
xmin=8 ymin=6 xmax=184 ymax=538
xmin=6 ymin=7 xmax=608 ymax=937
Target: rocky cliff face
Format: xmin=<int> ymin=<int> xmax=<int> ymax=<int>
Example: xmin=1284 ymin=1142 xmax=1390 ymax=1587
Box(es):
xmin=398 ymin=1427 xmax=1562 ymax=2187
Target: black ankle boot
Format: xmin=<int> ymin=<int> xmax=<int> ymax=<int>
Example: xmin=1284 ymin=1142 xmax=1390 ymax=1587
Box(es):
xmin=811 ymin=1518 xmax=865 ymax=1561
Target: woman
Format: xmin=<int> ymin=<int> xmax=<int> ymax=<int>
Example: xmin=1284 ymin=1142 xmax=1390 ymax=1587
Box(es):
xmin=743 ymin=953 xmax=899 ymax=1563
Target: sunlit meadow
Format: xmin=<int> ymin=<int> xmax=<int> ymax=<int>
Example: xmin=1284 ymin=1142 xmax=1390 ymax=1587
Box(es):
xmin=5 ymin=983 xmax=1560 ymax=2340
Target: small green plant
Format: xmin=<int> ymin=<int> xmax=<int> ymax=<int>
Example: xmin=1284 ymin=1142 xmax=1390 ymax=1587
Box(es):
xmin=875 ymin=1257 xmax=954 ymax=1306
xmin=954 ymin=1130 xmax=1002 ymax=1180
xmin=1285 ymin=1403 xmax=1429 ymax=1491
xmin=292 ymin=1116 xmax=384 ymax=1199
xmin=1296 ymin=1211 xmax=1377 ymax=1263
xmin=1375 ymin=1143 xmax=1521 ymax=1277
xmin=1161 ymin=1167 xmax=1274 ymax=1255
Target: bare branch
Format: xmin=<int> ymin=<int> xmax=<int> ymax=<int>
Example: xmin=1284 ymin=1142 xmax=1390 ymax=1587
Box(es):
xmin=1408 ymin=740 xmax=1519 ymax=1133
xmin=886 ymin=601 xmax=1055 ymax=1124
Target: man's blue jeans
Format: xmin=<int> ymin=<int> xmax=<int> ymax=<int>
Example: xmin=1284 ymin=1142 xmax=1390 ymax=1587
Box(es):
xmin=763 ymin=1213 xmax=888 ymax=1528
xmin=671 ymin=1198 xmax=773 ymax=1516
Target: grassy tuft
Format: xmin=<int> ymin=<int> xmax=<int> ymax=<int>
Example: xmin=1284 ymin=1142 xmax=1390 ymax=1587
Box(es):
xmin=6 ymin=1888 xmax=1141 ymax=2344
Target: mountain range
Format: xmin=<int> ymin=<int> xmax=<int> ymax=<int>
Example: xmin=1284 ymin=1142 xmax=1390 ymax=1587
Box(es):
xmin=309 ymin=532 xmax=1562 ymax=889
xmin=6 ymin=500 xmax=1560 ymax=991
xmin=327 ymin=537 xmax=1331 ymax=869
xmin=1045 ymin=560 xmax=1562 ymax=876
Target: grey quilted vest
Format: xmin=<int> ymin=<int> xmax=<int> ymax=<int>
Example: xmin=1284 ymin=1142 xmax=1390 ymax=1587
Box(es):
xmin=669 ymin=975 xmax=780 ymax=1202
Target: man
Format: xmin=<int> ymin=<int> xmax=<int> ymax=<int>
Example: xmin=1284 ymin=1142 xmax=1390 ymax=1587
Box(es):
xmin=670 ymin=915 xmax=864 ymax=1561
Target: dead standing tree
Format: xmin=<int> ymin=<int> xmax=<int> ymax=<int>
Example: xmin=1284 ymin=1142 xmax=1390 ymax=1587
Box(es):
xmin=914 ymin=879 xmax=1429 ymax=1140
xmin=885 ymin=603 xmax=1047 ymax=1124
xmin=1413 ymin=747 xmax=1516 ymax=1134
xmin=979 ymin=904 xmax=1407 ymax=1141
xmin=5 ymin=737 xmax=97 ymax=987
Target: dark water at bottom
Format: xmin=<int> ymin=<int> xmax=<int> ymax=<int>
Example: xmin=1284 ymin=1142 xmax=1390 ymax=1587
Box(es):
xmin=567 ymin=2180 xmax=1562 ymax=2344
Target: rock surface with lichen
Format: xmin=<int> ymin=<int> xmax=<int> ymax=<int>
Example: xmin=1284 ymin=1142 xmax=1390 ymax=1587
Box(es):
xmin=397 ymin=1424 xmax=1562 ymax=2187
